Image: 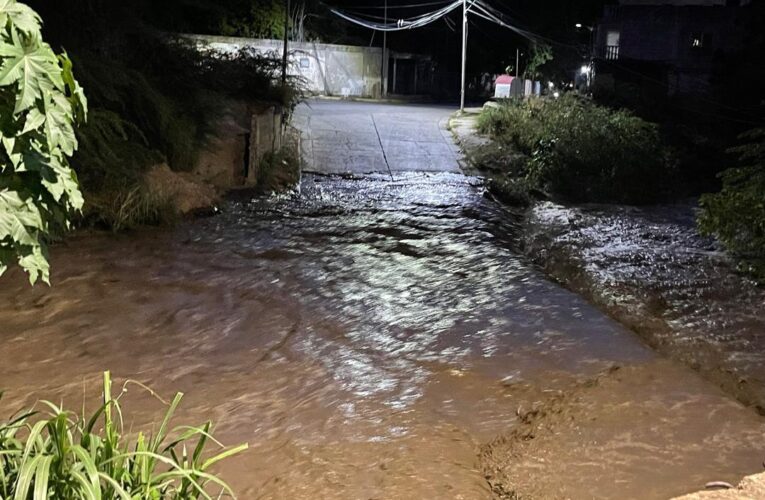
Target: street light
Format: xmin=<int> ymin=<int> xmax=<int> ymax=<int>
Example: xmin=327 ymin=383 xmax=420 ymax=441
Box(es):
xmin=575 ymin=23 xmax=595 ymax=90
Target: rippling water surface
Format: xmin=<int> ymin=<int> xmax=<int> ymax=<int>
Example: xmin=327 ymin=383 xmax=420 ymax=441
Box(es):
xmin=1 ymin=173 xmax=763 ymax=499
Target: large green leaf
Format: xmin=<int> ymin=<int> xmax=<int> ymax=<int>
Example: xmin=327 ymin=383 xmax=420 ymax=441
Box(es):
xmin=0 ymin=1 xmax=86 ymax=285
xmin=0 ymin=0 xmax=41 ymax=35
xmin=0 ymin=189 xmax=43 ymax=246
xmin=0 ymin=30 xmax=63 ymax=114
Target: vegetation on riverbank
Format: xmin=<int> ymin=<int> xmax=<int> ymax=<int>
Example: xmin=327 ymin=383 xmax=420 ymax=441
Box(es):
xmin=0 ymin=372 xmax=246 ymax=498
xmin=699 ymin=128 xmax=765 ymax=281
xmin=29 ymin=0 xmax=302 ymax=231
xmin=476 ymin=95 xmax=675 ymax=205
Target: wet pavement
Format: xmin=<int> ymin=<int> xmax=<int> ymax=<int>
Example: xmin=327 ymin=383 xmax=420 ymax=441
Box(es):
xmin=293 ymin=100 xmax=463 ymax=174
xmin=1 ymin=103 xmax=764 ymax=499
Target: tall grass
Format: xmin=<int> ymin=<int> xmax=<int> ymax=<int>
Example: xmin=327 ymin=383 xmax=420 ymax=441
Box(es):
xmin=0 ymin=372 xmax=247 ymax=499
xmin=477 ymin=95 xmax=676 ymax=204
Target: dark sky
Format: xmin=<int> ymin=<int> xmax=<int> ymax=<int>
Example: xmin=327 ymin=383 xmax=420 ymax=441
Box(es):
xmin=30 ymin=0 xmax=609 ymax=77
xmin=321 ymin=0 xmax=609 ymax=74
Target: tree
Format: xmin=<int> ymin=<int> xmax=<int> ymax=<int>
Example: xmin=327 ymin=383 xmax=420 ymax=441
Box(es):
xmin=699 ymin=128 xmax=765 ymax=280
xmin=0 ymin=0 xmax=87 ymax=284
xmin=522 ymin=42 xmax=553 ymax=80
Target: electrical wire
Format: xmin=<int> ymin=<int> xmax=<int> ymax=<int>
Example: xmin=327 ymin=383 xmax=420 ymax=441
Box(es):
xmin=329 ymin=0 xmax=463 ymax=31
xmin=342 ymin=0 xmax=453 ymax=10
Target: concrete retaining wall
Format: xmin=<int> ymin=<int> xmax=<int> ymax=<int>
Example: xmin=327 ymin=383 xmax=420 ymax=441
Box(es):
xmin=193 ymin=101 xmax=286 ymax=188
xmin=186 ymin=34 xmax=383 ymax=98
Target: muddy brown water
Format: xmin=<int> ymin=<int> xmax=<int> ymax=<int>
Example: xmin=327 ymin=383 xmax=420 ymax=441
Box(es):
xmin=1 ymin=173 xmax=763 ymax=499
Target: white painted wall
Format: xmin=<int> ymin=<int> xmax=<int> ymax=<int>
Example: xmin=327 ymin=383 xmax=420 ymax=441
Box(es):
xmin=185 ymin=34 xmax=383 ymax=98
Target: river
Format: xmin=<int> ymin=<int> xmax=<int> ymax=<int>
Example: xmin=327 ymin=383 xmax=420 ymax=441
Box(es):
xmin=1 ymin=172 xmax=763 ymax=499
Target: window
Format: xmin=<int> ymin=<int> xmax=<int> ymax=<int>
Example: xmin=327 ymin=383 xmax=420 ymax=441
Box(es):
xmin=690 ymin=33 xmax=712 ymax=49
xmin=606 ymin=30 xmax=621 ymax=47
xmin=605 ymin=30 xmax=620 ymax=60
xmin=300 ymin=57 xmax=310 ymax=69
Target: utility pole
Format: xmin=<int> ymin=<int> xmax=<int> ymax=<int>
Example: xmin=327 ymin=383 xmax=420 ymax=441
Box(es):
xmin=282 ymin=0 xmax=290 ymax=85
xmin=459 ymin=0 xmax=467 ymax=112
xmin=515 ymin=48 xmax=519 ymax=78
xmin=382 ymin=0 xmax=388 ymax=97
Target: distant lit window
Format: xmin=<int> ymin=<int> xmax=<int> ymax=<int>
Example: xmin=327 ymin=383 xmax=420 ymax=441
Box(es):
xmin=605 ymin=30 xmax=620 ymax=60
xmin=606 ymin=30 xmax=620 ymax=47
xmin=690 ymin=33 xmax=712 ymax=49
xmin=300 ymin=57 xmax=310 ymax=68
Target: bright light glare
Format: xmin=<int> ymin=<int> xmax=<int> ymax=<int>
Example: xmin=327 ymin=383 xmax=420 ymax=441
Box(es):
xmin=581 ymin=65 xmax=590 ymax=75
xmin=575 ymin=23 xmax=583 ymax=28
xmin=547 ymin=81 xmax=554 ymax=89
xmin=553 ymin=91 xmax=560 ymax=98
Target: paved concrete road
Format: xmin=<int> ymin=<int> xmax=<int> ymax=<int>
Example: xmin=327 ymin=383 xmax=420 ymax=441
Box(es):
xmin=293 ymin=100 xmax=463 ymax=175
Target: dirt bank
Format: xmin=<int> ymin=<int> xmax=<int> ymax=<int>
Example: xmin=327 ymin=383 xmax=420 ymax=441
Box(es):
xmin=519 ymin=202 xmax=765 ymax=413
xmin=479 ymin=361 xmax=765 ymax=499
xmin=674 ymin=473 xmax=765 ymax=499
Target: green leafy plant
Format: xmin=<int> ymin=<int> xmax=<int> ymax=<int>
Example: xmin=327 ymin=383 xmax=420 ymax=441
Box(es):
xmin=0 ymin=371 xmax=247 ymax=499
xmin=477 ymin=94 xmax=675 ymax=204
xmin=0 ymin=0 xmax=87 ymax=284
xmin=522 ymin=43 xmax=552 ymax=81
xmin=699 ymin=128 xmax=765 ymax=280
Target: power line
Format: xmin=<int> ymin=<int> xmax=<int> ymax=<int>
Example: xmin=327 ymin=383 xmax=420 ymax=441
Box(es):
xmin=342 ymin=1 xmax=452 ymax=10
xmin=329 ymin=0 xmax=463 ymax=31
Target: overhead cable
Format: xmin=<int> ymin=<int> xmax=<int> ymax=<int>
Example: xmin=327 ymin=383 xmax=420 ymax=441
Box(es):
xmin=329 ymin=0 xmax=463 ymax=31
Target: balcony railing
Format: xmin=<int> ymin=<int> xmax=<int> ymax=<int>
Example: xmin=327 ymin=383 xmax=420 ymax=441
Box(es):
xmin=604 ymin=45 xmax=620 ymax=60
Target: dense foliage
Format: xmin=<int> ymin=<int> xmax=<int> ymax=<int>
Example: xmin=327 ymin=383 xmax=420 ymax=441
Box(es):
xmin=25 ymin=0 xmax=301 ymax=231
xmin=699 ymin=128 xmax=765 ymax=280
xmin=0 ymin=0 xmax=87 ymax=284
xmin=477 ymin=95 xmax=675 ymax=204
xmin=0 ymin=372 xmax=246 ymax=498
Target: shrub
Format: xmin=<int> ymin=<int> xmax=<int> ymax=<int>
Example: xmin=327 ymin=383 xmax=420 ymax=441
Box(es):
xmin=477 ymin=95 xmax=675 ymax=204
xmin=0 ymin=372 xmax=247 ymax=499
xmin=0 ymin=0 xmax=87 ymax=284
xmin=699 ymin=128 xmax=765 ymax=279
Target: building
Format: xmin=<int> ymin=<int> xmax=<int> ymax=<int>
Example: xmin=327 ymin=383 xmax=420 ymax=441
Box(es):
xmin=592 ymin=0 xmax=750 ymax=96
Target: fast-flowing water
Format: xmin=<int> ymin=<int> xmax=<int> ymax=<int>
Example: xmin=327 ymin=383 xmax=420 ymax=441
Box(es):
xmin=1 ymin=173 xmax=763 ymax=499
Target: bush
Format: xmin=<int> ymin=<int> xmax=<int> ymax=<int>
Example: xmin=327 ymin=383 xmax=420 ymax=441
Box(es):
xmin=699 ymin=128 xmax=765 ymax=279
xmin=0 ymin=0 xmax=87 ymax=284
xmin=0 ymin=372 xmax=247 ymax=499
xmin=477 ymin=95 xmax=675 ymax=204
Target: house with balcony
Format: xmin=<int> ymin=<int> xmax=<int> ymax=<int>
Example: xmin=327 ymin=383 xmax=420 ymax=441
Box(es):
xmin=592 ymin=0 xmax=750 ymax=97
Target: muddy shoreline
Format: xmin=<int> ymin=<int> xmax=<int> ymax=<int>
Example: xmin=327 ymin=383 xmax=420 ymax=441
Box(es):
xmin=516 ymin=201 xmax=765 ymax=414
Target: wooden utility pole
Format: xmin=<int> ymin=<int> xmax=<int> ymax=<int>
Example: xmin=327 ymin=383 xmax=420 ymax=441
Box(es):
xmin=282 ymin=0 xmax=290 ymax=85
xmin=459 ymin=0 xmax=467 ymax=112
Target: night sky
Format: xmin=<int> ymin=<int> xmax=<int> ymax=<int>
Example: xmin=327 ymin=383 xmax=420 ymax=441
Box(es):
xmin=31 ymin=0 xmax=608 ymax=79
xmin=321 ymin=0 xmax=609 ymax=74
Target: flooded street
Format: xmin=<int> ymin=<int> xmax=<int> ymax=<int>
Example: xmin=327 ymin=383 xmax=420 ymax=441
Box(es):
xmin=523 ymin=202 xmax=765 ymax=412
xmin=1 ymin=171 xmax=764 ymax=499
